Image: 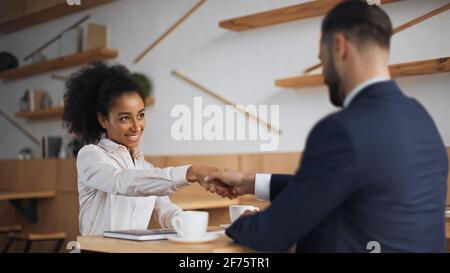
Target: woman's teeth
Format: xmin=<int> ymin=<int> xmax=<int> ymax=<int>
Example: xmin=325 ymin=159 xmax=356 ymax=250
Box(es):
xmin=126 ymin=134 xmax=139 ymax=141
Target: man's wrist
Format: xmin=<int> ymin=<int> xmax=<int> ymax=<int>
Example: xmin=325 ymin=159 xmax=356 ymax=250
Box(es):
xmin=243 ymin=173 xmax=256 ymax=194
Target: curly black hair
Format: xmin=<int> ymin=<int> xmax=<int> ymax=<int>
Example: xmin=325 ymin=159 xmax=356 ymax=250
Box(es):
xmin=63 ymin=61 xmax=144 ymax=144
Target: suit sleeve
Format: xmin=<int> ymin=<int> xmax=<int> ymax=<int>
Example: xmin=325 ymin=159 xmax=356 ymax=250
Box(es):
xmin=225 ymin=117 xmax=361 ymax=252
xmin=269 ymin=174 xmax=293 ymax=201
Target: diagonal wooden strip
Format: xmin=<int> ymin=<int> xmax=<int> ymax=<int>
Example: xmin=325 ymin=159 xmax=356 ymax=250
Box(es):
xmin=0 ymin=109 xmax=40 ymax=144
xmin=134 ymin=0 xmax=207 ymax=63
xmin=172 ymin=70 xmax=282 ymax=135
xmin=303 ymin=3 xmax=450 ymax=74
xmin=392 ymin=3 xmax=450 ymax=34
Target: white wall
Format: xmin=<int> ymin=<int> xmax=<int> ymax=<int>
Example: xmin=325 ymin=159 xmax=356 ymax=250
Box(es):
xmin=0 ymin=0 xmax=449 ymax=159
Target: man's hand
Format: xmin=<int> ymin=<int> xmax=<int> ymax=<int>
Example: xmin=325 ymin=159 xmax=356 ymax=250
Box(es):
xmin=204 ymin=170 xmax=256 ymax=197
xmin=186 ymin=166 xmax=236 ymax=198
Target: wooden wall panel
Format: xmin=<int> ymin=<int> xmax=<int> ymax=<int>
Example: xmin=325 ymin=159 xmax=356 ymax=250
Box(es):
xmin=57 ymin=159 xmax=77 ymax=193
xmin=239 ymin=154 xmax=263 ymax=173
xmin=261 ymin=152 xmax=301 ymax=174
xmin=239 ymin=152 xmax=302 ymax=174
xmin=16 ymin=159 xmax=57 ymax=191
xmin=0 ymin=160 xmax=17 ymax=190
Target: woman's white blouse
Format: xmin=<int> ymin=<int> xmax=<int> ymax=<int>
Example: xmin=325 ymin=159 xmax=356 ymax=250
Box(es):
xmin=76 ymin=138 xmax=190 ymax=235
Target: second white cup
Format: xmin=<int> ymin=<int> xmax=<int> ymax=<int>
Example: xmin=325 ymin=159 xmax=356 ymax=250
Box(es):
xmin=171 ymin=211 xmax=208 ymax=239
xmin=229 ymin=205 xmax=260 ymax=223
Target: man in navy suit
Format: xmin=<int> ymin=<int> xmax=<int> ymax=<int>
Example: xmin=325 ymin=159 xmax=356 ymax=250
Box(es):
xmin=205 ymin=1 xmax=448 ymax=252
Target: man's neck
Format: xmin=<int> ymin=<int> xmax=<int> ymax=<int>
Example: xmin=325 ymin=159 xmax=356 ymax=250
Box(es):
xmin=343 ymin=67 xmax=391 ymax=97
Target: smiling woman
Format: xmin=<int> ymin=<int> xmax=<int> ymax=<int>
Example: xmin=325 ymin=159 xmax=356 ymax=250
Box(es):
xmin=62 ymin=62 xmax=223 ymax=235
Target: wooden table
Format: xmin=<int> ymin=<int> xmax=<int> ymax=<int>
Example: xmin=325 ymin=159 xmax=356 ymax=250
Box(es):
xmin=77 ymin=233 xmax=255 ymax=253
xmin=171 ymin=195 xmax=240 ymax=210
xmin=0 ymin=191 xmax=56 ymax=223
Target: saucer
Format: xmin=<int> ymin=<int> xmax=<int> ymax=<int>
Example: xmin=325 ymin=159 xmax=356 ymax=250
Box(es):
xmin=167 ymin=233 xmax=221 ymax=244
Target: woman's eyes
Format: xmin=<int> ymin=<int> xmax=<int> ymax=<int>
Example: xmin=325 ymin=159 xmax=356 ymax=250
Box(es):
xmin=119 ymin=114 xmax=145 ymax=122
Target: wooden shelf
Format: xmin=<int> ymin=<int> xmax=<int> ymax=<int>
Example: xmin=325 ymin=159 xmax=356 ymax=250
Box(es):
xmin=15 ymin=107 xmax=64 ymax=120
xmin=275 ymin=57 xmax=450 ymax=88
xmin=0 ymin=0 xmax=114 ymax=33
xmin=0 ymin=191 xmax=56 ymax=201
xmin=0 ymin=48 xmax=118 ymax=81
xmin=219 ymin=0 xmax=401 ymax=31
xmin=15 ymin=97 xmax=156 ymax=121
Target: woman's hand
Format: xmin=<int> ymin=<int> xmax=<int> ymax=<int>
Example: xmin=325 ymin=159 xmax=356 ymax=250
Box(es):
xmin=186 ymin=165 xmax=236 ymax=198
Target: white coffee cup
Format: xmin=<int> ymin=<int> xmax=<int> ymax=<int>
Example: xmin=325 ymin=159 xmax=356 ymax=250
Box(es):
xmin=171 ymin=211 xmax=208 ymax=239
xmin=229 ymin=205 xmax=260 ymax=223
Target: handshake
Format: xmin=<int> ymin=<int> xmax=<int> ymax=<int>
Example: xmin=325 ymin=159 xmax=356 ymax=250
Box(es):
xmin=186 ymin=166 xmax=256 ymax=199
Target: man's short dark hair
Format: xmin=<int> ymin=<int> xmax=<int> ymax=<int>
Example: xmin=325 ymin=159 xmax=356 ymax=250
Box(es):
xmin=321 ymin=0 xmax=393 ymax=49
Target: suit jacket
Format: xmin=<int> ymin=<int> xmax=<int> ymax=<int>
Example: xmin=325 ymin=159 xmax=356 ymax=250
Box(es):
xmin=226 ymin=80 xmax=448 ymax=252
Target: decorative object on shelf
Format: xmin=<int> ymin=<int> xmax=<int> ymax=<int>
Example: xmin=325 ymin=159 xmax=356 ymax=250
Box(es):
xmin=40 ymin=93 xmax=53 ymax=110
xmin=134 ymin=0 xmax=206 ymax=63
xmin=18 ymin=147 xmax=33 ymax=160
xmin=0 ymin=52 xmax=19 ymax=72
xmin=85 ymin=23 xmax=107 ymax=50
xmin=23 ymin=15 xmax=90 ymax=63
xmin=59 ymin=28 xmax=82 ymax=57
xmin=20 ymin=89 xmax=50 ymax=112
xmin=42 ymin=136 xmax=63 ymax=158
xmin=19 ymin=92 xmax=30 ymax=112
xmin=131 ymin=72 xmax=152 ymax=98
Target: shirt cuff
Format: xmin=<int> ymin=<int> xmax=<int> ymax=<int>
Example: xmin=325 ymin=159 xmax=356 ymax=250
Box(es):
xmin=255 ymin=173 xmax=271 ymax=200
xmin=171 ymin=165 xmax=191 ymax=188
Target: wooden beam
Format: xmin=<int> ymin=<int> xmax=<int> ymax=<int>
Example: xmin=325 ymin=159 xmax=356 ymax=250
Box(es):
xmin=219 ymin=0 xmax=401 ymax=31
xmin=276 ymin=57 xmax=450 ymax=88
xmin=134 ymin=0 xmax=207 ymax=63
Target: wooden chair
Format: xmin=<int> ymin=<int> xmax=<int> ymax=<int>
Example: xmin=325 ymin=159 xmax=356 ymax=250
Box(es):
xmin=0 ymin=225 xmax=22 ymax=252
xmin=3 ymin=231 xmax=66 ymax=253
xmin=0 ymin=224 xmax=22 ymax=234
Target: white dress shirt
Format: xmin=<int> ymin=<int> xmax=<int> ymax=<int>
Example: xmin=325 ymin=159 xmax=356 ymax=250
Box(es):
xmin=255 ymin=77 xmax=390 ymax=200
xmin=77 ymin=137 xmax=190 ymax=235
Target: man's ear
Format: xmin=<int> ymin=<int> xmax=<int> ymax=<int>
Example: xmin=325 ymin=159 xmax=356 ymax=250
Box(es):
xmin=332 ymin=33 xmax=348 ymax=61
xmin=97 ymin=113 xmax=107 ymax=129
